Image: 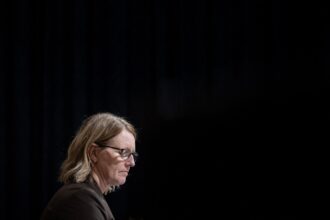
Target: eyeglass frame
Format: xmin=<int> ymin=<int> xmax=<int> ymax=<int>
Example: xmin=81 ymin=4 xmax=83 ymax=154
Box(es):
xmin=95 ymin=143 xmax=138 ymax=161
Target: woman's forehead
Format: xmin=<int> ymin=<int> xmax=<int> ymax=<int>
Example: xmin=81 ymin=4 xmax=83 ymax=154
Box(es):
xmin=107 ymin=130 xmax=135 ymax=147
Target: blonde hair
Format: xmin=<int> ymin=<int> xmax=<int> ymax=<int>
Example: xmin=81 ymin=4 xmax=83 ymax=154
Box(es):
xmin=59 ymin=112 xmax=136 ymax=193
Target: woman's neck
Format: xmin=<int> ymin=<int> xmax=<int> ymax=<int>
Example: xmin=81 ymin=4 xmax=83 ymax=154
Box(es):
xmin=91 ymin=171 xmax=108 ymax=194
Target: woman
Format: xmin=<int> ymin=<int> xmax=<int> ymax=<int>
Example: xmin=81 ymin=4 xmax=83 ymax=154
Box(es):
xmin=41 ymin=112 xmax=138 ymax=220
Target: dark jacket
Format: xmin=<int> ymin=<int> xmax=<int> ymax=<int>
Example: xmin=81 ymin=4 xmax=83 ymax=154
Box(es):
xmin=41 ymin=181 xmax=114 ymax=220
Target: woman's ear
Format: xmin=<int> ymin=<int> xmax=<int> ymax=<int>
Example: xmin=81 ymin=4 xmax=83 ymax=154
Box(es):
xmin=88 ymin=143 xmax=99 ymax=163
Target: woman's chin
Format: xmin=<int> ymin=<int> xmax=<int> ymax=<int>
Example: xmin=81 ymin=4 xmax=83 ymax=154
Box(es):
xmin=116 ymin=177 xmax=127 ymax=185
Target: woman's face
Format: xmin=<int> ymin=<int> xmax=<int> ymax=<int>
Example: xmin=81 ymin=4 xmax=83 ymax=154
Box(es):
xmin=93 ymin=129 xmax=136 ymax=187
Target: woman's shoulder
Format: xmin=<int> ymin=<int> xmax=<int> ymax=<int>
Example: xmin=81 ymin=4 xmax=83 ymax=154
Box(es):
xmin=55 ymin=182 xmax=102 ymax=202
xmin=42 ymin=182 xmax=113 ymax=220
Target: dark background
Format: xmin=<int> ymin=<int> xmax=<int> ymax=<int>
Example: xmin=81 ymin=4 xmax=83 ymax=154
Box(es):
xmin=0 ymin=0 xmax=329 ymax=220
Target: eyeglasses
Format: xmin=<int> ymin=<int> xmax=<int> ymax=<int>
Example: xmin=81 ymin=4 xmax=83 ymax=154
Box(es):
xmin=96 ymin=143 xmax=138 ymax=161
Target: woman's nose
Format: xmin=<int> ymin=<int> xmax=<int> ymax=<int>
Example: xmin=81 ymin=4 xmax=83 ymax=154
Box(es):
xmin=126 ymin=154 xmax=135 ymax=167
